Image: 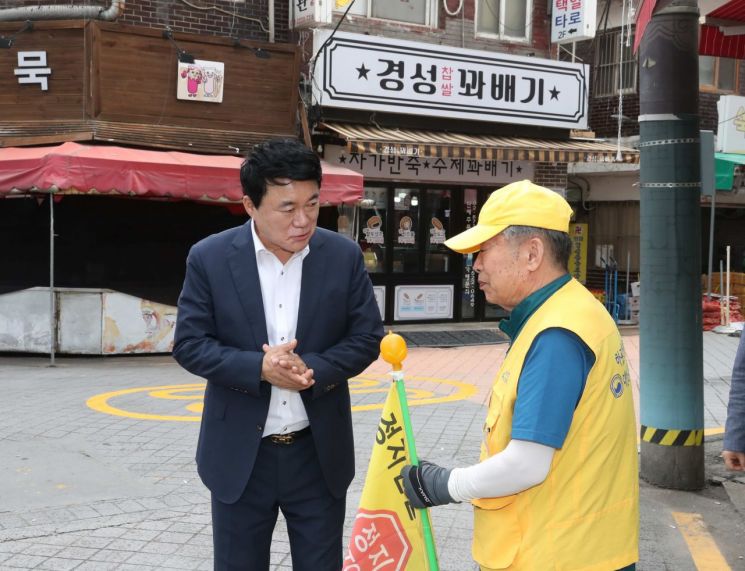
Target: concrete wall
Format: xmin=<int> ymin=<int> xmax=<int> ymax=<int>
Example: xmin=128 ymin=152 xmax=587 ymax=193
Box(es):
xmin=0 ymin=288 xmax=52 ymax=353
xmin=59 ymin=291 xmax=103 ymax=354
xmin=0 ymin=288 xmax=178 ymax=354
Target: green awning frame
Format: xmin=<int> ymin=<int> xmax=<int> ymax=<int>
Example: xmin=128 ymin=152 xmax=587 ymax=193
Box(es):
xmin=715 ymin=152 xmax=745 ymax=191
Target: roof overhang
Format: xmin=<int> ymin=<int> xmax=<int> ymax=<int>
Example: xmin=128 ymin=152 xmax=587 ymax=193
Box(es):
xmin=635 ymin=0 xmax=745 ymax=58
xmin=700 ymin=0 xmax=745 ymax=58
xmin=319 ymin=123 xmax=639 ymax=164
xmin=0 ymin=142 xmax=363 ymax=206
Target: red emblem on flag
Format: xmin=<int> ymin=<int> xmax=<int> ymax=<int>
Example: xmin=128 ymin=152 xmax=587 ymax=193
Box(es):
xmin=343 ymin=509 xmax=413 ymax=571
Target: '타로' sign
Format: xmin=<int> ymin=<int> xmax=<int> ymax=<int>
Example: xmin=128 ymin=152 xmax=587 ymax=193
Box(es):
xmin=551 ymin=0 xmax=597 ymax=44
xmin=313 ymin=30 xmax=588 ymax=129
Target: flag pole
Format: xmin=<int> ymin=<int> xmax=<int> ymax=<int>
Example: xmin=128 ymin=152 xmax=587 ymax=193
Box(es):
xmin=381 ymin=331 xmax=439 ymax=571
xmin=393 ymin=371 xmax=439 ymax=571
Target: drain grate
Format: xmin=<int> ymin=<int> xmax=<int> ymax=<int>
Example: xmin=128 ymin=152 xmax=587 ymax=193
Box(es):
xmin=400 ymin=329 xmax=508 ymax=348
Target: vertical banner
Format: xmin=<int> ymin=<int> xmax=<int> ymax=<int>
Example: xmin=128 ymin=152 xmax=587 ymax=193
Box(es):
xmin=343 ymin=381 xmax=433 ymax=571
xmin=569 ymin=223 xmax=588 ymax=283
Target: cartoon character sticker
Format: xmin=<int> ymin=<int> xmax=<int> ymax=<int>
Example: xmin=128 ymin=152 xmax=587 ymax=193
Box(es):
xmin=397 ymin=215 xmax=415 ymax=245
xmin=177 ymin=60 xmax=225 ymax=103
xmin=180 ymin=65 xmax=203 ymax=97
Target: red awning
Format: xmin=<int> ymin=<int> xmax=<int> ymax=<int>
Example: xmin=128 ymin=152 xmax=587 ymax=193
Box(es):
xmin=635 ymin=0 xmax=745 ymax=59
xmin=0 ymin=142 xmax=363 ymax=206
xmin=700 ymin=0 xmax=745 ymax=59
xmin=633 ymin=0 xmax=659 ymax=54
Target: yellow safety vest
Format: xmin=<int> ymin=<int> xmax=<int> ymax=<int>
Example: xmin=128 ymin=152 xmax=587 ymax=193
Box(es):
xmin=472 ymin=278 xmax=638 ymax=570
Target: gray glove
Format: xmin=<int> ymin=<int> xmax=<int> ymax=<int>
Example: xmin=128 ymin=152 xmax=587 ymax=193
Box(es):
xmin=400 ymin=460 xmax=456 ymax=509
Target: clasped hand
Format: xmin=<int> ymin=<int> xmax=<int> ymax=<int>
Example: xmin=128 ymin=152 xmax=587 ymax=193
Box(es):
xmin=261 ymin=339 xmax=314 ymax=391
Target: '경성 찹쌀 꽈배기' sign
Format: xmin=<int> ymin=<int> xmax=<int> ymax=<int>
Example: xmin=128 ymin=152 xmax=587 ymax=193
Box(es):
xmin=312 ymin=30 xmax=589 ymax=129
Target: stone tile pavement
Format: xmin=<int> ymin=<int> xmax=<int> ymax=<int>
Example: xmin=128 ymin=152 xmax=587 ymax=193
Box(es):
xmin=0 ymin=330 xmax=742 ymax=570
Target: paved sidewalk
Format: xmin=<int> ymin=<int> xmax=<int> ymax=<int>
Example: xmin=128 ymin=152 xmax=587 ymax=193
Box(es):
xmin=0 ymin=331 xmax=742 ymax=570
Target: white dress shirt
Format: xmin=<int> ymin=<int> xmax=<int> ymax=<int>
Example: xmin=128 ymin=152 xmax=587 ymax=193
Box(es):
xmin=251 ymin=221 xmax=311 ymax=437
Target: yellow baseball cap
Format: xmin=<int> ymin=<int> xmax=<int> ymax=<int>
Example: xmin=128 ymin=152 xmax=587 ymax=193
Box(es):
xmin=444 ymin=179 xmax=573 ymax=254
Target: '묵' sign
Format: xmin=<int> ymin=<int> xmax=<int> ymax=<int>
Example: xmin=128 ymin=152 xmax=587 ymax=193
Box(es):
xmin=343 ymin=509 xmax=412 ymax=571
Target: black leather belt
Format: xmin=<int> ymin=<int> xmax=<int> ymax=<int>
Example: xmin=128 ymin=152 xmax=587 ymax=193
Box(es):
xmin=267 ymin=426 xmax=311 ymax=445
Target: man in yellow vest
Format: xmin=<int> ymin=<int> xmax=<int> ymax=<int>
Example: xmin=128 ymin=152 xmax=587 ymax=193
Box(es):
xmin=401 ymin=180 xmax=639 ymax=570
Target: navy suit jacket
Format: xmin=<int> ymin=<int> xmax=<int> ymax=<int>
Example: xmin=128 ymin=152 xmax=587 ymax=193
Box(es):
xmin=173 ymin=223 xmax=384 ymax=504
xmin=725 ymin=333 xmax=745 ymax=453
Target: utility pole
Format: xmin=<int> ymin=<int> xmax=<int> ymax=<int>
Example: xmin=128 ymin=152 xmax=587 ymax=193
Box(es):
xmin=638 ymin=0 xmax=703 ymax=489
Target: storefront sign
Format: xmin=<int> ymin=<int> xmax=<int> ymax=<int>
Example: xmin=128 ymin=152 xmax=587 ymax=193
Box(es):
xmin=177 ymin=60 xmax=225 ymax=103
xmin=394 ymin=285 xmax=454 ymax=321
xmin=313 ymin=30 xmax=588 ymax=128
xmin=569 ymin=223 xmax=588 ymax=283
xmin=324 ymin=145 xmax=533 ymax=185
xmin=14 ymin=51 xmax=51 ymax=91
xmin=717 ymin=95 xmax=745 ymax=154
xmin=290 ymin=0 xmax=332 ymax=29
xmin=551 ymin=0 xmax=596 ymax=44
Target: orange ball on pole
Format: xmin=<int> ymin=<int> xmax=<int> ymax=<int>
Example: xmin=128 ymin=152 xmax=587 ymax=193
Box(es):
xmin=380 ymin=331 xmax=408 ymax=371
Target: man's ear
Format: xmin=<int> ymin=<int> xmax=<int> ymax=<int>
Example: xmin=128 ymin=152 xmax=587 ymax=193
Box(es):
xmin=242 ymin=195 xmax=255 ymax=217
xmin=525 ymin=236 xmax=545 ymax=271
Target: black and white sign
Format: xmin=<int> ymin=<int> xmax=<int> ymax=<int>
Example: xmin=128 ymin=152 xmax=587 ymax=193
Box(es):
xmin=324 ymin=145 xmax=534 ymax=184
xmin=313 ymin=31 xmax=588 ymax=129
xmin=14 ymin=51 xmax=51 ymax=91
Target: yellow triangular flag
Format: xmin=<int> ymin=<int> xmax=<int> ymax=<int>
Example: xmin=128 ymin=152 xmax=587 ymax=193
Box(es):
xmin=343 ymin=381 xmax=431 ymax=571
xmin=335 ymin=0 xmax=354 ymax=9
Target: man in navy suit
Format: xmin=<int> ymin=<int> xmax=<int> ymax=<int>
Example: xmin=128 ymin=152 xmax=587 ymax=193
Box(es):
xmin=173 ymin=138 xmax=384 ymax=570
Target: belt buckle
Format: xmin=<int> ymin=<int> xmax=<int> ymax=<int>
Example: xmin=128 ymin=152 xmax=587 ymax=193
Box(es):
xmin=271 ymin=433 xmax=294 ymax=445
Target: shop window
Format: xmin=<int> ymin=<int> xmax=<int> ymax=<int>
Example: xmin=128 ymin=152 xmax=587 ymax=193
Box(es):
xmin=594 ymin=28 xmax=637 ymax=97
xmin=475 ymin=0 xmax=531 ymax=41
xmin=424 ymin=189 xmax=452 ymax=273
xmin=358 ymin=187 xmax=387 ymax=273
xmin=700 ymin=56 xmax=737 ymax=92
xmin=392 ymin=189 xmax=419 ymax=273
xmin=334 ymin=0 xmax=435 ymax=26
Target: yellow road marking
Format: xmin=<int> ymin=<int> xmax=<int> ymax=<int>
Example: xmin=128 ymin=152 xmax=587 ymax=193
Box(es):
xmin=86 ymin=384 xmax=206 ymax=422
xmin=672 ymin=512 xmax=731 ymax=571
xmin=86 ymin=376 xmax=478 ymax=421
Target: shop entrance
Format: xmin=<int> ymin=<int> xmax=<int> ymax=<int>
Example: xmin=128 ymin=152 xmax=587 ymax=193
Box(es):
xmin=352 ymin=185 xmax=507 ymax=324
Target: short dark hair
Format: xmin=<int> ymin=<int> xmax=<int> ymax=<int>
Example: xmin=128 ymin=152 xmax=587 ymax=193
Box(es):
xmin=502 ymin=225 xmax=573 ymax=270
xmin=239 ymin=138 xmax=322 ymax=208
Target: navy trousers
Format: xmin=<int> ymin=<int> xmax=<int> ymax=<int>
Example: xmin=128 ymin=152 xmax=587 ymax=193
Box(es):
xmin=211 ymin=431 xmax=346 ymax=571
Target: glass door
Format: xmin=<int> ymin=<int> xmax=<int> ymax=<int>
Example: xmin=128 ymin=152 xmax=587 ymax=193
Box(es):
xmin=358 ymin=187 xmax=387 ymax=274
xmin=458 ymin=187 xmax=508 ymax=321
xmin=392 ymin=188 xmax=420 ymax=274
xmin=423 ymin=189 xmax=453 ymax=273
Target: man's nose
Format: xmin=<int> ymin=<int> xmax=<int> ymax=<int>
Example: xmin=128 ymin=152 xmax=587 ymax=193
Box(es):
xmin=293 ymin=209 xmax=309 ymax=226
xmin=473 ymin=253 xmax=482 ymax=273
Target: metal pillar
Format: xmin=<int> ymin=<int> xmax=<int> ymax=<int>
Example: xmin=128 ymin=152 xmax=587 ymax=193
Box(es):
xmin=49 ymin=192 xmax=56 ymax=367
xmin=638 ymin=0 xmax=703 ymax=489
